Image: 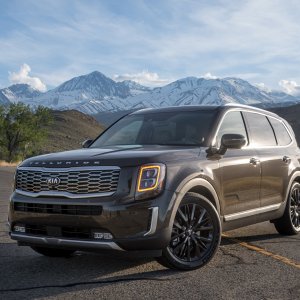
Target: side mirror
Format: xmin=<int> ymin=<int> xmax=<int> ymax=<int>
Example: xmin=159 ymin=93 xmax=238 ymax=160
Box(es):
xmin=82 ymin=139 xmax=93 ymax=148
xmin=219 ymin=134 xmax=246 ymax=154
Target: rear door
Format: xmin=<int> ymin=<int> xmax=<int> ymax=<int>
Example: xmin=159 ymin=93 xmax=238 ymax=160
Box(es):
xmin=216 ymin=111 xmax=261 ymax=216
xmin=243 ymin=112 xmax=291 ymax=207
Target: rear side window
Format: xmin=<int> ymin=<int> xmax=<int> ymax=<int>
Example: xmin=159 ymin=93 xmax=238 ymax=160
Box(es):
xmin=244 ymin=112 xmax=276 ymax=146
xmin=216 ymin=111 xmax=248 ymax=146
xmin=268 ymin=117 xmax=292 ymax=146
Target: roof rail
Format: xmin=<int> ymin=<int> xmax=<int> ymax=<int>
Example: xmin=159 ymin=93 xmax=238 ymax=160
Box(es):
xmin=223 ymin=103 xmax=280 ymax=117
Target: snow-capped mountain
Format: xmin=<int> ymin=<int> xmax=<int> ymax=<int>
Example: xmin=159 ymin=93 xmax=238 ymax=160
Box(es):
xmin=28 ymin=71 xmax=131 ymax=108
xmin=1 ymin=71 xmax=300 ymax=114
xmin=66 ymin=78 xmax=153 ymax=114
xmin=122 ymin=80 xmax=152 ymax=95
xmin=124 ymin=77 xmax=300 ymax=110
xmin=18 ymin=71 xmax=152 ymax=113
xmin=0 ymin=92 xmax=10 ymax=105
xmin=0 ymin=83 xmax=41 ymax=104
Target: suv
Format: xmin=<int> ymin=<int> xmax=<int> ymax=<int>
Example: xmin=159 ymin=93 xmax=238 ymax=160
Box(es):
xmin=9 ymin=105 xmax=300 ymax=270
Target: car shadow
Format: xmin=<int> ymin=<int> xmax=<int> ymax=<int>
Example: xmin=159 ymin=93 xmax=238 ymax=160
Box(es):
xmin=0 ymin=238 xmax=183 ymax=299
xmin=221 ymin=232 xmax=300 ymax=245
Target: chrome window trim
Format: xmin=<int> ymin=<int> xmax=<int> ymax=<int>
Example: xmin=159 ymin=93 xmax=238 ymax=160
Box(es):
xmin=212 ymin=109 xmax=250 ymax=147
xmin=212 ymin=108 xmax=294 ymax=149
xmin=267 ymin=115 xmax=293 ymax=146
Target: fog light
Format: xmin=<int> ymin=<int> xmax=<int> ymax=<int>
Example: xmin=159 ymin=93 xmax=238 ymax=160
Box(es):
xmin=93 ymin=232 xmax=113 ymax=240
xmin=14 ymin=225 xmax=26 ymax=233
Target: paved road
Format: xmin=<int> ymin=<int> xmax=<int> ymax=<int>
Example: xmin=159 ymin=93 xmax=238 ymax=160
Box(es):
xmin=0 ymin=167 xmax=299 ymax=300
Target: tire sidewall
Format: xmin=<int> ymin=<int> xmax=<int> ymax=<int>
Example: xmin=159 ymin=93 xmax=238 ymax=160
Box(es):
xmin=162 ymin=193 xmax=221 ymax=270
xmin=287 ymin=182 xmax=300 ymax=233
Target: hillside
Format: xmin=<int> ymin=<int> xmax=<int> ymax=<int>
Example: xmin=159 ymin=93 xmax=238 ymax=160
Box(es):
xmin=41 ymin=110 xmax=105 ymax=153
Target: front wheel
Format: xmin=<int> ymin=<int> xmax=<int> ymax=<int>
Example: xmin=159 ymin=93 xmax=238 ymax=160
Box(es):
xmin=31 ymin=246 xmax=76 ymax=257
xmin=273 ymin=182 xmax=300 ymax=235
xmin=157 ymin=192 xmax=221 ymax=270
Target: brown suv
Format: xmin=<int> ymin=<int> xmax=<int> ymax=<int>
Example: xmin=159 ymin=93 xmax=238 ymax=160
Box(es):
xmin=9 ymin=104 xmax=300 ymax=270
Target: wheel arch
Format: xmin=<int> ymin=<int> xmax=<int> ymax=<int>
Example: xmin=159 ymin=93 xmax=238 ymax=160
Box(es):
xmin=167 ymin=178 xmax=221 ymax=237
xmin=175 ymin=178 xmax=220 ymax=213
xmin=285 ymin=171 xmax=300 ymax=203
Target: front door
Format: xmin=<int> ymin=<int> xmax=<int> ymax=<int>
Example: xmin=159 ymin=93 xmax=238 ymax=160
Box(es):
xmin=216 ymin=111 xmax=261 ymax=216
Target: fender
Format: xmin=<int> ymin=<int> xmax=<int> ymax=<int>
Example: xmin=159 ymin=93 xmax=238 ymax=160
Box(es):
xmin=283 ymin=170 xmax=300 ymax=204
xmin=166 ymin=177 xmax=221 ymax=236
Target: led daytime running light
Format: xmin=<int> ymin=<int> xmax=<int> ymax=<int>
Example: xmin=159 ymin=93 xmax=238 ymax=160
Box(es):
xmin=137 ymin=165 xmax=161 ymax=192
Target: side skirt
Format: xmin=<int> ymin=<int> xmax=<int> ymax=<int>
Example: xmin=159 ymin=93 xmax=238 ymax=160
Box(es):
xmin=224 ymin=204 xmax=281 ymax=222
xmin=222 ymin=203 xmax=285 ymax=232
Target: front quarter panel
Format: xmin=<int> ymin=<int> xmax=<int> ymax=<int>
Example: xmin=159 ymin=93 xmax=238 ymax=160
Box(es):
xmin=163 ymin=149 xmax=221 ymax=230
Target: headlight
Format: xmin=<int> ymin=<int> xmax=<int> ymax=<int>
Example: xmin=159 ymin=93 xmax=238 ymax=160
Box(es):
xmin=135 ymin=164 xmax=166 ymax=200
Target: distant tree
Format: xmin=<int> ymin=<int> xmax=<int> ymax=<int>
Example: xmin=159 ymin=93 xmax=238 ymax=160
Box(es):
xmin=0 ymin=103 xmax=53 ymax=162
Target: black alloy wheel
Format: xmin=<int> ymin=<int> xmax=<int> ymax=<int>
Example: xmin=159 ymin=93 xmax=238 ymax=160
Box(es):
xmin=157 ymin=192 xmax=221 ymax=270
xmin=290 ymin=185 xmax=300 ymax=229
xmin=274 ymin=182 xmax=300 ymax=235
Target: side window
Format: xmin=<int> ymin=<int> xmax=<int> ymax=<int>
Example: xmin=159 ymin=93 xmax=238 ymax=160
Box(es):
xmin=216 ymin=111 xmax=248 ymax=146
xmin=268 ymin=117 xmax=292 ymax=146
xmin=244 ymin=112 xmax=276 ymax=146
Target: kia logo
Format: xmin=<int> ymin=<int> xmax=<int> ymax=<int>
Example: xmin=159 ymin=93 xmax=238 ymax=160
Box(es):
xmin=46 ymin=177 xmax=61 ymax=187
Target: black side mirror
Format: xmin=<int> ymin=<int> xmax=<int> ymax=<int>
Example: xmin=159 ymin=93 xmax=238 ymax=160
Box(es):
xmin=82 ymin=139 xmax=93 ymax=148
xmin=219 ymin=134 xmax=246 ymax=154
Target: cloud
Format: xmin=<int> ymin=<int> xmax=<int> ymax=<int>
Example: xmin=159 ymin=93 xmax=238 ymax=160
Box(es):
xmin=279 ymin=80 xmax=300 ymax=96
xmin=202 ymin=72 xmax=218 ymax=79
xmin=9 ymin=64 xmax=47 ymax=91
xmin=255 ymin=82 xmax=271 ymax=92
xmin=1 ymin=1 xmax=300 ymax=89
xmin=113 ymin=71 xmax=170 ymax=87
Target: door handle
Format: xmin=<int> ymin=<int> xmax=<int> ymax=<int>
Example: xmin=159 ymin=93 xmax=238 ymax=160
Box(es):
xmin=282 ymin=156 xmax=291 ymax=164
xmin=250 ymin=157 xmax=260 ymax=166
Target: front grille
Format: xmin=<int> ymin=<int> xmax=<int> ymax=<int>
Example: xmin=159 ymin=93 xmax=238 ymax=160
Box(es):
xmin=16 ymin=168 xmax=120 ymax=196
xmin=14 ymin=202 xmax=102 ymax=216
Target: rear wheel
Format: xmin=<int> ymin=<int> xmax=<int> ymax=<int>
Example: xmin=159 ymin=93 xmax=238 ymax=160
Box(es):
xmin=31 ymin=246 xmax=76 ymax=257
xmin=273 ymin=182 xmax=300 ymax=235
xmin=157 ymin=192 xmax=221 ymax=270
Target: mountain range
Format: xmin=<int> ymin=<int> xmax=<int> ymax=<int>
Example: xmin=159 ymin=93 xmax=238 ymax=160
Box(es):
xmin=1 ymin=71 xmax=300 ymax=114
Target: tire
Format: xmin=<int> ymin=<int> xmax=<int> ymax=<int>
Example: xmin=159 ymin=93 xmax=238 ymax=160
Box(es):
xmin=31 ymin=246 xmax=76 ymax=257
xmin=273 ymin=182 xmax=300 ymax=235
xmin=157 ymin=192 xmax=221 ymax=270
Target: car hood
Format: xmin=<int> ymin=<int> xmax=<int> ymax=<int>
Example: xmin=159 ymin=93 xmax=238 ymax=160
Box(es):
xmin=20 ymin=145 xmax=201 ymax=168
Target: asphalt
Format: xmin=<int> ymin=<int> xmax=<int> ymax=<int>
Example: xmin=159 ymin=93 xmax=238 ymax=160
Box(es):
xmin=0 ymin=167 xmax=299 ymax=300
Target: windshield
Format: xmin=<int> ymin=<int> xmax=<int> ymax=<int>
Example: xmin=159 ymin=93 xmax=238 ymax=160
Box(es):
xmin=90 ymin=110 xmax=217 ymax=148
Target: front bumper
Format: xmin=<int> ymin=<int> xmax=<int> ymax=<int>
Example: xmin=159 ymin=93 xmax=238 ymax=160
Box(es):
xmin=9 ymin=190 xmax=175 ymax=252
xmin=10 ymin=233 xmax=124 ymax=251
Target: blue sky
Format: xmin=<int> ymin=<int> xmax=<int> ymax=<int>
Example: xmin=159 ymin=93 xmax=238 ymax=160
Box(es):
xmin=0 ymin=0 xmax=300 ymax=95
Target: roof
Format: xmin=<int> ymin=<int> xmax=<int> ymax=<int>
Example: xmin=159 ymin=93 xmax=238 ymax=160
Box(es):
xmin=131 ymin=105 xmax=221 ymax=115
xmin=131 ymin=104 xmax=280 ymax=119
